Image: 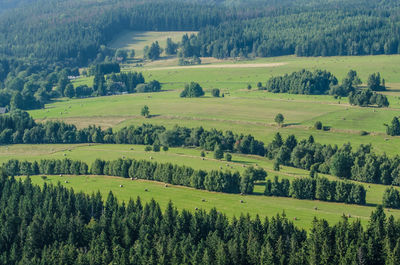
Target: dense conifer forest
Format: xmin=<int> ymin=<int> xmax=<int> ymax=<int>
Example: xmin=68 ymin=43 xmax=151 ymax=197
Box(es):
xmin=0 ymin=174 xmax=398 ymax=264
xmin=0 ymin=0 xmax=399 ymax=64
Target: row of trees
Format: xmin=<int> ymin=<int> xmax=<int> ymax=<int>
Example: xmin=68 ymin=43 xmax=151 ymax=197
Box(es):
xmin=3 ymin=111 xmax=400 ymax=186
xmin=190 ymin=7 xmax=400 ymax=59
xmin=267 ymin=133 xmax=400 ymax=186
xmin=2 ymin=158 xmax=267 ymax=195
xmin=0 ymin=171 xmax=399 ymax=264
xmin=263 ymin=69 xmax=338 ymax=95
xmin=264 ymin=176 xmax=366 ymax=205
xmin=349 ymin=89 xmax=389 ymax=107
xmin=383 ymin=187 xmax=400 ymax=209
xmin=262 ymin=69 xmax=389 ymax=107
xmin=2 ymin=156 xmax=367 ymax=205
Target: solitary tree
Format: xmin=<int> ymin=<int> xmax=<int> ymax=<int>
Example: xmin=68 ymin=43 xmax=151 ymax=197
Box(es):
xmin=274 ymin=113 xmax=285 ymax=127
xmin=180 ymin=82 xmax=204 ymax=98
xmin=387 ymin=117 xmax=400 ymax=136
xmin=314 ymin=121 xmax=322 ymax=130
xmin=141 ymin=105 xmax=150 ymax=118
xmin=212 ymin=88 xmax=220 ymax=97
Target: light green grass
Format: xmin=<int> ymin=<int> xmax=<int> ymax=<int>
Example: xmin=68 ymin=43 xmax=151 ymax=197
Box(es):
xmin=108 ymin=31 xmax=197 ymax=57
xmin=3 ymin=143 xmax=398 ymax=207
xmin=31 ymin=88 xmax=400 ymax=156
xmin=17 ymin=174 xmax=400 ymax=230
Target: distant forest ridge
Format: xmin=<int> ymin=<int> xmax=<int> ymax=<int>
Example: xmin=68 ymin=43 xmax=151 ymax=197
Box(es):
xmin=0 ymin=0 xmax=399 ymax=64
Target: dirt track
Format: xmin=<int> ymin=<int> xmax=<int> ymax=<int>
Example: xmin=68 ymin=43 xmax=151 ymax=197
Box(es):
xmin=148 ymin=62 xmax=287 ymax=70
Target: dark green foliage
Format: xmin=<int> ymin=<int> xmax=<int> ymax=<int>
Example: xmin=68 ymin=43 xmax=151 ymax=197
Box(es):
xmin=0 ymin=173 xmax=396 ymax=265
xmin=314 ymin=121 xmax=322 ymax=130
xmin=141 ymin=105 xmax=150 ymax=117
xmin=383 ymin=188 xmax=400 ymax=209
xmin=349 ymin=89 xmax=389 ymax=107
xmin=273 ymin=160 xmax=280 ymax=171
xmin=225 ymin=153 xmax=232 ymax=161
xmin=162 ymin=146 xmax=169 ymax=151
xmin=265 ymin=69 xmax=338 ymax=94
xmin=386 ymin=117 xmax=400 ymax=136
xmin=144 ymin=41 xmax=162 ymax=60
xmin=144 ymin=146 xmax=152 ymax=152
xmin=274 ymin=113 xmax=284 ymax=126
xmin=180 ymin=82 xmax=204 ymax=98
xmin=214 ymin=144 xmax=224 ymax=159
xmin=192 ymin=5 xmax=400 ymax=59
xmin=4 ymin=112 xmax=400 ymax=187
xmin=368 ymin=72 xmax=386 ymax=91
xmin=91 ymin=63 xmax=120 ymax=75
xmin=211 ymin=88 xmax=220 ymax=97
xmin=107 ymin=72 xmax=145 ymax=93
xmin=153 ymin=144 xmax=160 ymax=152
xmin=264 ymin=176 xmax=366 ymax=205
xmin=165 ymin=38 xmax=178 ymax=55
xmin=136 ymin=80 xmax=161 ymax=93
xmin=329 ymin=70 xmax=361 ymax=97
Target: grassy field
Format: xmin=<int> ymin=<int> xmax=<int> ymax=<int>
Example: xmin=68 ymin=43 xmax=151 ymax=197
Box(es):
xmin=108 ymin=30 xmax=197 ymax=57
xmin=3 ymin=143 xmax=399 ymax=206
xmin=16 ymin=174 xmax=400 ymax=230
xmin=17 ymin=52 xmax=400 ymax=228
xmin=31 ymin=88 xmax=400 ymax=156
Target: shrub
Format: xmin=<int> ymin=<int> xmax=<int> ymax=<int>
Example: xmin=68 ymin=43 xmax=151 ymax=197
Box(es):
xmin=153 ymin=144 xmax=160 ymax=152
xmin=211 ymin=88 xmax=220 ymax=97
xmin=314 ymin=121 xmax=322 ymax=130
xmin=144 ymin=146 xmax=152 ymax=152
xmin=225 ymin=153 xmax=232 ymax=161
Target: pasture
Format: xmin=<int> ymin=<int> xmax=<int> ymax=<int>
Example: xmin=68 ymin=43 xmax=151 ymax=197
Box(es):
xmin=16 ymin=174 xmax=400 ymax=230
xmin=108 ymin=30 xmax=197 ymax=57
xmin=19 ymin=52 xmax=400 ymax=228
xmin=4 ymin=143 xmax=400 ymax=207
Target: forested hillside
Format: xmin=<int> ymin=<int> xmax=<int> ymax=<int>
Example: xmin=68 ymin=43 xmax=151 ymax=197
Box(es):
xmin=0 ymin=0 xmax=399 ymax=65
xmin=0 ymin=174 xmax=398 ymax=264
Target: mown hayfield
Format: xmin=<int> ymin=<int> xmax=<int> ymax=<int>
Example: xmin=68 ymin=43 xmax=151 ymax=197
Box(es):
xmin=108 ymin=30 xmax=197 ymax=57
xmin=30 ymin=88 xmax=400 ymax=156
xmin=15 ymin=54 xmax=400 ymax=229
xmin=16 ymin=174 xmax=400 ymax=230
xmin=3 ymin=143 xmax=399 ymax=206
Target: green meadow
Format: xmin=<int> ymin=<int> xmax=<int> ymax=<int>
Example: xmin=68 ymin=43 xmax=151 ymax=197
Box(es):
xmin=13 ymin=53 xmax=400 ymax=228
xmin=6 ymin=142 xmax=400 ymax=229
xmin=108 ymin=30 xmax=197 ymax=57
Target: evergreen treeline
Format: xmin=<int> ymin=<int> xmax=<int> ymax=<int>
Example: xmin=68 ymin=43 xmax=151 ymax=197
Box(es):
xmin=0 ymin=173 xmax=400 ymax=264
xmin=267 ymin=133 xmax=400 ymax=186
xmin=263 ymin=69 xmax=338 ymax=94
xmin=0 ymin=0 xmax=248 ymax=64
xmin=265 ymin=176 xmax=366 ymax=205
xmin=1 ymin=158 xmax=267 ymax=195
xmin=2 ymin=111 xmax=400 ymax=187
xmin=386 ymin=117 xmax=400 ymax=136
xmin=0 ymin=111 xmax=266 ymax=155
xmin=2 ymin=157 xmax=367 ymax=206
xmin=383 ymin=187 xmax=400 ymax=209
xmin=1 ymin=0 xmax=400 ymax=64
xmin=188 ymin=8 xmax=400 ymax=59
xmin=349 ymin=89 xmax=389 ymax=107
xmin=261 ymin=69 xmax=389 ymax=107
